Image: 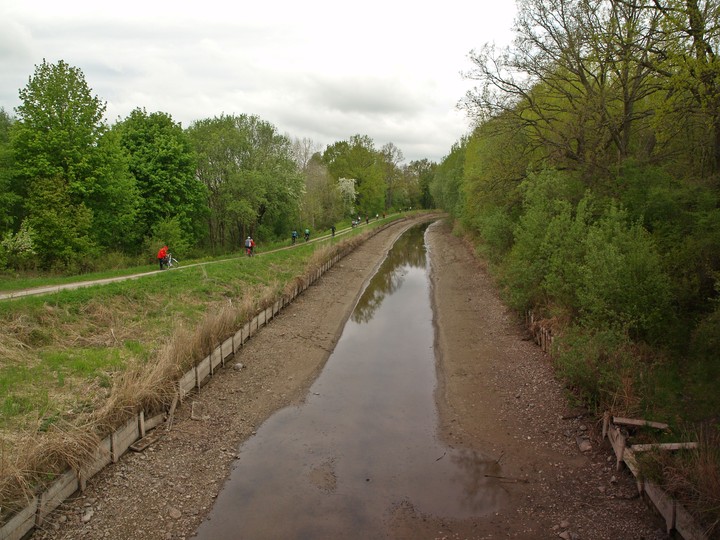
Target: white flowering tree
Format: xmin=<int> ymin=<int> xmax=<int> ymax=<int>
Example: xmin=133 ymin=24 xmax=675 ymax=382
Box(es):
xmin=337 ymin=177 xmax=357 ymax=216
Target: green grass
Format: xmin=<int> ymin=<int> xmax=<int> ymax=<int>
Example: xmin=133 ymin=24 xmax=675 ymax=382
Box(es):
xmin=0 ymin=216 xmax=400 ymax=437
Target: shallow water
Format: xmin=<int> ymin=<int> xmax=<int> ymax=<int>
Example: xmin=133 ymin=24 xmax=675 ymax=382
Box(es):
xmin=193 ymin=224 xmax=507 ymax=539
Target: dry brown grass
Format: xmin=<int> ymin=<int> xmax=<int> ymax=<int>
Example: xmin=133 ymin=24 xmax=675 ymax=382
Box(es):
xmin=659 ymin=425 xmax=720 ymax=535
xmin=1 ymin=423 xmax=100 ymax=515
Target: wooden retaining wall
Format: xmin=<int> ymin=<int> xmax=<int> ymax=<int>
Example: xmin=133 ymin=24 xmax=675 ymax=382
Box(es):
xmin=525 ymin=311 xmax=709 ymax=539
xmin=0 ymin=221 xmax=400 ymax=540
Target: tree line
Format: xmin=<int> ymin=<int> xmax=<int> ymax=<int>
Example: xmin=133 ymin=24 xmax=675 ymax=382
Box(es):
xmin=430 ymin=0 xmax=720 ymax=424
xmin=0 ymin=60 xmax=436 ymax=272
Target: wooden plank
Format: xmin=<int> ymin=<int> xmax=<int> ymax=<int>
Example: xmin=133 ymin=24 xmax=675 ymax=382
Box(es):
xmin=221 ymin=337 xmax=233 ymax=360
xmin=607 ymin=424 xmax=626 ymax=470
xmin=178 ymin=368 xmax=196 ymax=400
xmin=644 ymin=482 xmax=675 ymax=532
xmin=144 ymin=413 xmax=165 ymax=432
xmin=623 ymin=447 xmax=640 ymax=477
xmin=257 ymin=309 xmax=266 ymax=328
xmin=631 ymin=442 xmax=698 ymax=452
xmin=210 ymin=348 xmax=222 ymax=374
xmin=613 ymin=416 xmax=669 ymax=430
xmin=79 ymin=436 xmax=111 ymax=490
xmin=112 ymin=416 xmax=140 ymax=462
xmin=233 ymin=328 xmax=243 ymax=352
xmin=675 ymin=501 xmax=709 ymax=540
xmin=37 ymin=469 xmax=78 ymax=526
xmin=196 ymin=356 xmax=211 ymax=388
xmin=242 ymin=322 xmax=250 ymax=344
xmin=0 ymin=496 xmax=38 ymax=540
xmin=139 ymin=410 xmax=146 ymax=438
xmin=129 ymin=430 xmax=162 ymax=452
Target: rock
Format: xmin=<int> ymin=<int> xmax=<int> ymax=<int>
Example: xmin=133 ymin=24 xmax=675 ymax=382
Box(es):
xmin=559 ymin=532 xmax=571 ymax=539
xmin=81 ymin=509 xmax=94 ymax=523
xmin=233 ymin=363 xmax=244 ymax=371
xmin=168 ymin=507 xmax=182 ymax=519
xmin=575 ymin=437 xmax=592 ymax=452
xmin=560 ymin=520 xmax=570 ymax=528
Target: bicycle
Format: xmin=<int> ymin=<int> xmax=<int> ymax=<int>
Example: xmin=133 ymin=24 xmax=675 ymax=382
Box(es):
xmin=165 ymin=254 xmax=180 ymax=268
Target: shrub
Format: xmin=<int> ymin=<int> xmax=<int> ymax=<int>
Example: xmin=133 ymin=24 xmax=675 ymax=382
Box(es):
xmin=554 ymin=326 xmax=643 ymax=412
xmin=579 ymin=204 xmax=673 ymax=341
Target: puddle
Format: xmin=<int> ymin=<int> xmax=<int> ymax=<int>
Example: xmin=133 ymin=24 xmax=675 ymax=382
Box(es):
xmin=193 ymin=224 xmax=507 ymax=539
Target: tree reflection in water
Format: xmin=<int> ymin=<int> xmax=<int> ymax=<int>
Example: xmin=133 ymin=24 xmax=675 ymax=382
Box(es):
xmin=352 ymin=224 xmax=429 ymax=324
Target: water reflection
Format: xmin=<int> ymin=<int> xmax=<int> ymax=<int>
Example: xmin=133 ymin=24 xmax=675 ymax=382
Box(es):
xmin=352 ymin=225 xmax=428 ymax=324
xmin=193 ymin=223 xmax=507 ymax=540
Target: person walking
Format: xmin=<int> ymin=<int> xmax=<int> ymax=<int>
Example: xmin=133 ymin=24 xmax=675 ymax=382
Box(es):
xmin=245 ymin=236 xmax=255 ymax=256
xmin=331 ymin=225 xmax=336 ymax=237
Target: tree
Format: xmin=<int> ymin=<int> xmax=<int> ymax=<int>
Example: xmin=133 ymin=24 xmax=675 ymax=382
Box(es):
xmin=463 ymin=0 xmax=661 ymax=179
xmin=11 ymin=59 xmax=140 ymax=266
xmin=0 ymin=108 xmax=18 ymax=234
xmin=322 ymin=135 xmax=385 ymax=215
xmin=406 ymin=159 xmax=437 ymax=209
xmin=186 ymin=114 xmax=303 ymax=249
xmin=380 ymin=142 xmax=404 ymax=210
xmin=645 ymin=0 xmax=720 ymax=174
xmin=114 ymin=108 xmax=206 ymax=248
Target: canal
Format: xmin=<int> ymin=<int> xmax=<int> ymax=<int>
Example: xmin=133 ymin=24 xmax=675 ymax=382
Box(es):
xmin=193 ymin=223 xmax=506 ymax=539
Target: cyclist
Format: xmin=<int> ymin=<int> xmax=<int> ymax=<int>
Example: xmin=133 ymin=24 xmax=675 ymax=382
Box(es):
xmin=245 ymin=236 xmax=255 ymax=256
xmin=291 ymin=230 xmax=298 ymax=244
xmin=157 ymin=245 xmax=169 ymax=270
xmin=304 ymin=228 xmax=310 ymax=242
xmin=331 ymin=224 xmax=336 ymax=237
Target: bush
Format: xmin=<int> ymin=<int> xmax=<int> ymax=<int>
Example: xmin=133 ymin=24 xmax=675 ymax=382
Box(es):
xmin=0 ymin=221 xmax=37 ymax=270
xmin=145 ymin=217 xmax=192 ymax=262
xmin=579 ymin=204 xmax=673 ymax=341
xmin=554 ymin=326 xmax=643 ymax=412
xmin=501 ymin=169 xmax=585 ymax=312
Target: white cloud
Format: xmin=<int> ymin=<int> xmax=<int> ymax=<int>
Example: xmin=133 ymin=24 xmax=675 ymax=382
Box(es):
xmin=0 ymin=0 xmax=517 ymax=162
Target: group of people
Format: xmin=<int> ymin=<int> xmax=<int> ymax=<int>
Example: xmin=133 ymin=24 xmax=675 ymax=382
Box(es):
xmin=291 ymin=228 xmax=312 ymax=244
xmin=158 ymin=222 xmax=344 ymax=267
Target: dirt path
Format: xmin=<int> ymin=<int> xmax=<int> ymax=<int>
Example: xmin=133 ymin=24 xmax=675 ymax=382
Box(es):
xmin=32 ymin=216 xmax=666 ymax=540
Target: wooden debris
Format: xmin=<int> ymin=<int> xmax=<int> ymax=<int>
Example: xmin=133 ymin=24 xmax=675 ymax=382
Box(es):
xmin=631 ymin=442 xmax=698 ymax=452
xmin=613 ymin=416 xmax=669 ymax=430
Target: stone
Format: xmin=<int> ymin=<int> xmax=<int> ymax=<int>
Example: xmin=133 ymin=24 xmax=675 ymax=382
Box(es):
xmin=168 ymin=507 xmax=182 ymax=519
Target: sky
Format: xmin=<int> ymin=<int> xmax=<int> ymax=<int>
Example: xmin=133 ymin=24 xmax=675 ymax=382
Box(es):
xmin=1 ymin=0 xmax=517 ymax=163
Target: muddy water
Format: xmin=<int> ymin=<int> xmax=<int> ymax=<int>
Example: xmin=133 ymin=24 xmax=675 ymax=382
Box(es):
xmin=193 ymin=224 xmax=507 ymax=539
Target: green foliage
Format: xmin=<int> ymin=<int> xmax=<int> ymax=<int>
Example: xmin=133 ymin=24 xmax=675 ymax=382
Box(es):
xmin=554 ymin=327 xmax=641 ymax=411
xmin=146 ymin=216 xmax=192 ymax=260
xmin=322 ymin=135 xmax=386 ymax=215
xmin=429 ymin=139 xmax=466 ymax=216
xmin=0 ymin=221 xmax=37 ymax=270
xmin=114 ymin=108 xmax=207 ymax=245
xmin=0 ymin=108 xmax=19 ymax=235
xmin=25 ymin=175 xmax=96 ymax=271
xmin=579 ymin=204 xmax=673 ymax=340
xmin=186 ymin=114 xmax=303 ymax=250
xmin=9 ymin=60 xmax=142 ymax=268
xmin=500 ymin=169 xmax=585 ymax=311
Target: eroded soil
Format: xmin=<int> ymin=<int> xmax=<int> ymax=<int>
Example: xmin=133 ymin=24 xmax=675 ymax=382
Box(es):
xmin=32 ymin=216 xmax=667 ymax=540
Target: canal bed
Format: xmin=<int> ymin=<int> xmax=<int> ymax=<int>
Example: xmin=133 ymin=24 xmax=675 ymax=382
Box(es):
xmin=193 ymin=223 xmax=506 ymax=539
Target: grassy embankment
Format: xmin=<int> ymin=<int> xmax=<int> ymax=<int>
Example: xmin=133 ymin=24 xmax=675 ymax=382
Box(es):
xmin=0 ymin=216 xmax=398 ymax=514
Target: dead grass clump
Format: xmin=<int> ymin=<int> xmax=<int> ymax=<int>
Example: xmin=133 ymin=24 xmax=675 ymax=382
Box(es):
xmin=658 ymin=424 xmax=720 ymax=535
xmin=0 ymin=329 xmax=30 ymax=365
xmin=0 ymin=424 xmax=100 ymax=516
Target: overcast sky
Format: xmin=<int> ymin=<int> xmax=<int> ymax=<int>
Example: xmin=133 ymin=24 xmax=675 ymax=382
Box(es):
xmin=1 ymin=1 xmax=517 ymax=163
